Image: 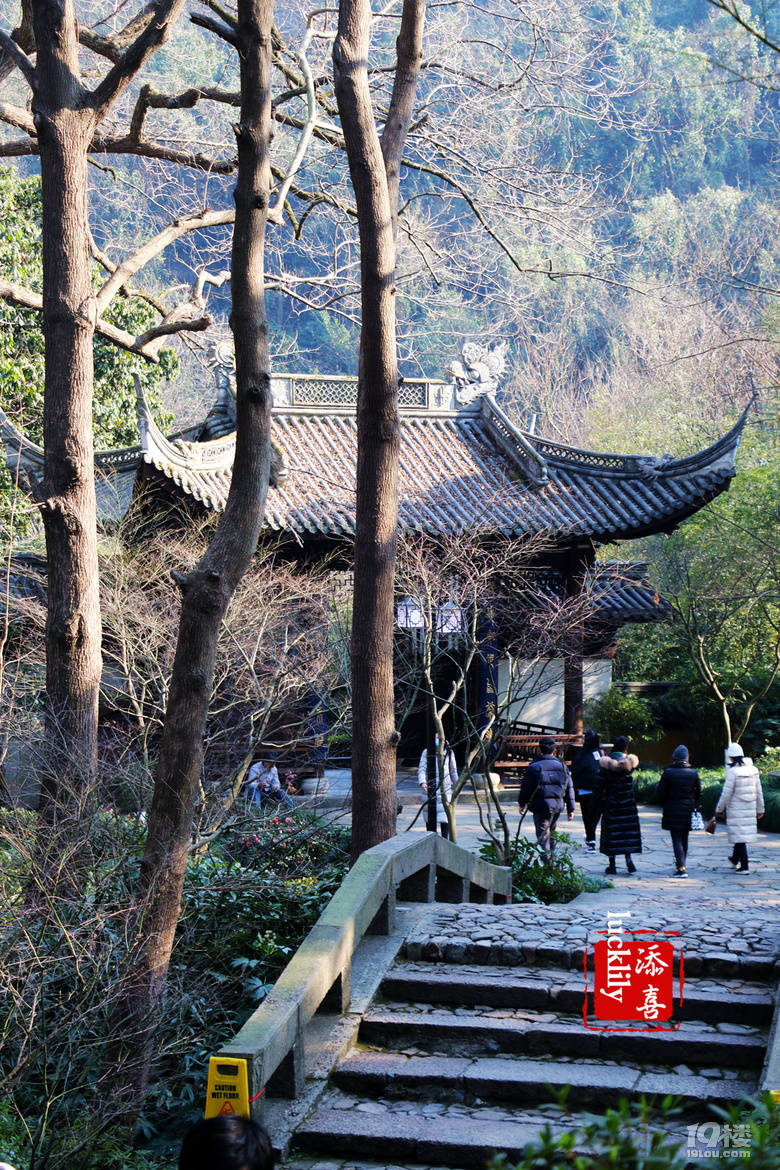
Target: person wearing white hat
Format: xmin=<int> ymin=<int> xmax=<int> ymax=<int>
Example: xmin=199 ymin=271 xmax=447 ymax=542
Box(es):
xmin=714 ymin=743 xmax=764 ymax=873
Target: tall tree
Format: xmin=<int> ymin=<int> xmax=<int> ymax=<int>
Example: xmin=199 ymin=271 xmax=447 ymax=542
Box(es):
xmin=113 ymin=0 xmax=276 ymax=1105
xmin=333 ymin=0 xmax=424 ymax=860
xmin=0 ymin=0 xmax=187 ymax=806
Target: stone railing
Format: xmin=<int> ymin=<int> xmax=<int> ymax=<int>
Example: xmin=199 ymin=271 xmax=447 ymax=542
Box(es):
xmin=217 ymin=832 xmax=511 ymax=1112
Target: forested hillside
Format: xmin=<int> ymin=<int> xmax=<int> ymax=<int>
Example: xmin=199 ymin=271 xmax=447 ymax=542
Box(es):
xmin=0 ymin=0 xmax=776 ymax=448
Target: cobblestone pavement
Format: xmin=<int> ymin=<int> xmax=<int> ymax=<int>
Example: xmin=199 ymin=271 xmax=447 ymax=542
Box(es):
xmin=398 ymin=800 xmax=780 ymax=964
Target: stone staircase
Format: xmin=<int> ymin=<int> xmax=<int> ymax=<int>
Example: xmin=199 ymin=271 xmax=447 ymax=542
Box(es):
xmin=285 ymin=926 xmax=774 ymax=1169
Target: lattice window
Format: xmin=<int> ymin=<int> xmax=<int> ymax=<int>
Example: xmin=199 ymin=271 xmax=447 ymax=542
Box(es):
xmin=292 ymin=377 xmax=359 ymax=406
xmin=399 ymin=380 xmax=428 ymax=407
xmin=291 ymin=375 xmax=431 ymax=408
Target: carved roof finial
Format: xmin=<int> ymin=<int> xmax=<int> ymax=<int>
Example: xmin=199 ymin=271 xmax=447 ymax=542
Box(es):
xmin=448 ymin=339 xmax=507 ymax=404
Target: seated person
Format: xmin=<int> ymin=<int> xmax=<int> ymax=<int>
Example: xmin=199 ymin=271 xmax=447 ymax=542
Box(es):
xmin=244 ymin=754 xmax=295 ymax=811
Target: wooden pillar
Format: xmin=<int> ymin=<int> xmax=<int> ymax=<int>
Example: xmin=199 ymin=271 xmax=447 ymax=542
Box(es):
xmin=563 ymin=543 xmax=594 ymax=736
xmin=563 ymin=641 xmax=584 ymax=736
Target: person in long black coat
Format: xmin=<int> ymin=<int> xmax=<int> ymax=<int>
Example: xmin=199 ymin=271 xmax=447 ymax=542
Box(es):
xmin=657 ymin=744 xmax=701 ymax=878
xmin=596 ymin=748 xmax=641 ymax=874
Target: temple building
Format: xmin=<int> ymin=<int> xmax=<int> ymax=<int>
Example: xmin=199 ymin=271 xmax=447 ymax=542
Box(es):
xmin=0 ymin=341 xmax=747 ymax=751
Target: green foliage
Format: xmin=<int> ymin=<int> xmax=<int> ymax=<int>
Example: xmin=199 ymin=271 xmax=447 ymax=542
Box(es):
xmin=708 ymin=1094 xmax=780 ymax=1168
xmin=633 ymin=763 xmax=780 ymax=831
xmin=224 ymin=807 xmax=351 ymax=875
xmin=613 ymin=436 xmax=780 ymax=752
xmin=489 ymin=1093 xmax=780 ymax=1169
xmin=758 ymin=746 xmax=780 ymax=777
xmin=480 ymin=832 xmax=603 ymax=904
xmin=137 ymin=811 xmax=350 ymax=1152
xmin=0 ymin=1096 xmax=29 ymax=1169
xmin=0 ymin=168 xmax=178 ymax=537
xmin=491 ymin=1093 xmax=687 ymax=1168
xmin=584 ymin=688 xmax=658 ymax=742
xmin=0 ymin=799 xmax=350 ymax=1167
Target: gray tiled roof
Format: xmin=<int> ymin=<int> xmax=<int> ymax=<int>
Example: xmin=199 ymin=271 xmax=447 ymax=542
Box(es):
xmin=587 ymin=563 xmax=671 ymax=625
xmin=242 ymin=398 xmax=744 ymax=544
xmin=0 ymin=386 xmax=747 ymax=545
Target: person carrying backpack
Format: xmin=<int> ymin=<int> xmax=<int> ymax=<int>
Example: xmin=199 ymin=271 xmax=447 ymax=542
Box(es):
xmin=518 ymin=736 xmax=575 ymax=861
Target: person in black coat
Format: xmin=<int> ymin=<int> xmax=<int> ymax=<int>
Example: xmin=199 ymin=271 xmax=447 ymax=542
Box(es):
xmin=596 ymin=741 xmax=641 ymax=875
xmin=571 ymin=728 xmax=603 ymax=850
xmin=518 ymin=736 xmax=575 ymax=862
xmin=658 ymin=744 xmax=701 ymax=878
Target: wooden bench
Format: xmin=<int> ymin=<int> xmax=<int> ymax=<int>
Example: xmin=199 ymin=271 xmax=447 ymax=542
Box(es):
xmin=491 ymin=729 xmax=583 ymax=780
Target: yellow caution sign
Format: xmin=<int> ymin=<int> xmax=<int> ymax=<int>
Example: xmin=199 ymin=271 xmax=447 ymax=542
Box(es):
xmin=770 ymin=1090 xmax=780 ymax=1106
xmin=205 ymin=1056 xmax=250 ymax=1120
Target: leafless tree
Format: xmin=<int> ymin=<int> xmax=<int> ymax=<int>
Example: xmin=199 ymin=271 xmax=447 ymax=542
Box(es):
xmin=394 ymin=528 xmax=620 ymax=860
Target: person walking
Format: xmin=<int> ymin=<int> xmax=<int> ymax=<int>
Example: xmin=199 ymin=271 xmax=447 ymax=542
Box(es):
xmin=658 ymin=744 xmax=701 ymax=879
xmin=518 ymin=736 xmax=575 ymax=861
xmin=597 ymin=740 xmax=641 ymax=875
xmin=571 ymin=728 xmax=603 ymax=850
xmin=418 ymin=736 xmax=457 ymax=838
xmin=714 ymin=743 xmax=764 ymax=874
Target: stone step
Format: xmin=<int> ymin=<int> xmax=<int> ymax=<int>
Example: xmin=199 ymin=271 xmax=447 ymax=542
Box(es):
xmin=293 ymin=1100 xmax=583 ymax=1169
xmin=332 ymin=1050 xmax=757 ymax=1111
xmin=403 ymin=935 xmax=779 ymax=981
xmin=292 ymin=1090 xmax=721 ymax=1168
xmin=381 ymin=962 xmax=775 ymax=1025
xmin=359 ymin=1004 xmax=766 ymax=1067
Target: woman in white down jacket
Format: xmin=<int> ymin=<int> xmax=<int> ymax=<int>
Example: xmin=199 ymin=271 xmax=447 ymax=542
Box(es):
xmin=418 ymin=736 xmax=457 ymax=838
xmin=715 ymin=743 xmax=765 ymax=874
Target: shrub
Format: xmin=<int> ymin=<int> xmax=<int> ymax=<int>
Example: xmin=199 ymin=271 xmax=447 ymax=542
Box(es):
xmin=0 ymin=1097 xmax=29 ymax=1170
xmin=222 ymin=807 xmax=351 ymax=876
xmin=584 ymin=688 xmax=659 ymax=741
xmin=138 ymin=814 xmax=350 ymax=1151
xmin=633 ymin=765 xmax=780 ymax=832
xmin=758 ymin=745 xmax=780 ymax=776
xmin=0 ymin=798 xmax=350 ymax=1168
xmin=480 ymin=832 xmax=603 ymax=903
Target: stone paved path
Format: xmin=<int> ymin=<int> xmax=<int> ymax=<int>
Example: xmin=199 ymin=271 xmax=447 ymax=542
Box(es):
xmin=280 ymin=802 xmax=780 ymax=1169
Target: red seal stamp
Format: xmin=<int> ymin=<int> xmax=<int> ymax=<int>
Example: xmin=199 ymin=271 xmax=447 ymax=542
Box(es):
xmin=585 ymin=911 xmax=683 ymax=1032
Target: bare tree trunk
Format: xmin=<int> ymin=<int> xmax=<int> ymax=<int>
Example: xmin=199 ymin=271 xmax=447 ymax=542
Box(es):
xmin=112 ymin=0 xmax=275 ymax=1107
xmin=25 ymin=0 xmax=186 ymax=810
xmin=334 ymin=0 xmax=425 ymax=862
xmin=32 ymin=4 xmax=102 ymax=802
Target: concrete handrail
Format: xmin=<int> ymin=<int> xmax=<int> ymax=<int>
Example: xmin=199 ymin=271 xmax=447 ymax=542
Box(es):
xmin=218 ymin=831 xmax=511 ymax=1110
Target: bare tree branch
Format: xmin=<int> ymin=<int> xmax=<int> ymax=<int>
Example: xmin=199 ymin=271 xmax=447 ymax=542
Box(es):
xmin=79 ymin=3 xmax=159 ymax=64
xmin=88 ymin=0 xmax=188 ymax=123
xmin=268 ymin=17 xmax=322 ymax=224
xmin=0 ymin=29 xmax=35 ymax=88
xmin=707 ymin=0 xmax=780 ymax=54
xmin=95 ymin=208 xmax=234 ymax=314
xmin=0 ymin=100 xmax=35 ymax=134
xmin=189 ymin=11 xmax=237 ymax=46
xmin=0 ymin=278 xmax=202 ymax=363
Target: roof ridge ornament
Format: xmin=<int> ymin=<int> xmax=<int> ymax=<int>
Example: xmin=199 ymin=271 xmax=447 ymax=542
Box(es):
xmin=448 ymin=339 xmax=507 ymax=405
xmin=630 ymin=453 xmax=675 ymax=479
xmin=208 ymin=338 xmax=237 ymax=410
